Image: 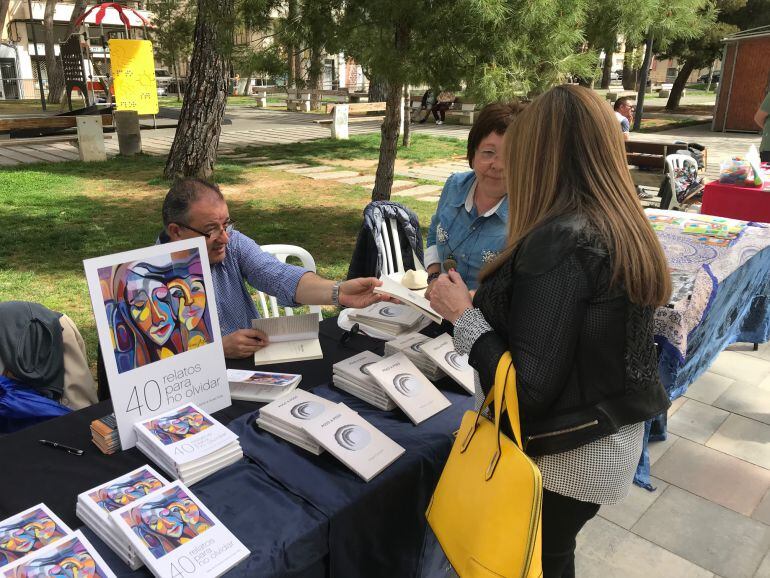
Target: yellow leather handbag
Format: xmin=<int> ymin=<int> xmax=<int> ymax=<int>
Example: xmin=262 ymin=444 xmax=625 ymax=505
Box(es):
xmin=426 ymin=352 xmax=543 ymax=578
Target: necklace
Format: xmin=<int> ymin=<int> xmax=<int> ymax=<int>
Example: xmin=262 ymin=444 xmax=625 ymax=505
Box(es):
xmin=441 ymin=211 xmax=491 ymax=272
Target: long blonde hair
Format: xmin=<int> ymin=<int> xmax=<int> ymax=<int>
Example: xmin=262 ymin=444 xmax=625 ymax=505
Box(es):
xmin=481 ymin=84 xmax=671 ymax=307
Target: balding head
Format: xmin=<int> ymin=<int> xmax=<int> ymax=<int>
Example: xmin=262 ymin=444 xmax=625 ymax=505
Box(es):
xmin=162 ymin=178 xmax=224 ymax=228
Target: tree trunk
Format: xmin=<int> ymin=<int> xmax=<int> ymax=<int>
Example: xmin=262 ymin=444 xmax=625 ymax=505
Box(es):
xmin=286 ymin=0 xmax=296 ymax=88
xmin=622 ymin=44 xmax=637 ymax=90
xmin=164 ymin=0 xmax=233 ymax=180
xmin=371 ymin=82 xmax=402 ymax=201
xmin=44 ymin=0 xmax=87 ymax=105
xmin=0 ymin=0 xmax=11 ymax=40
xmin=632 ymin=30 xmax=654 ymax=132
xmin=43 ymin=0 xmax=59 ymax=104
xmin=600 ymin=46 xmax=613 ymax=89
xmin=705 ymin=61 xmax=715 ymax=92
xmin=402 ymin=84 xmax=411 ymax=147
xmin=368 ymin=77 xmax=387 ymax=102
xmin=665 ymin=59 xmax=695 ymax=111
xmin=308 ymin=46 xmax=322 ymax=109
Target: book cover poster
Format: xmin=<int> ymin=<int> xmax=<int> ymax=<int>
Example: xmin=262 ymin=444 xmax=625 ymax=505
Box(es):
xmin=1 ymin=531 xmax=115 ymax=578
xmin=111 ymin=482 xmax=249 ymax=577
xmin=0 ymin=504 xmax=72 ymax=568
xmin=142 ymin=405 xmax=214 ymax=446
xmin=84 ymin=238 xmax=230 ymax=449
xmin=84 ymin=466 xmax=169 ymax=516
xmin=119 ymin=485 xmax=214 ymax=560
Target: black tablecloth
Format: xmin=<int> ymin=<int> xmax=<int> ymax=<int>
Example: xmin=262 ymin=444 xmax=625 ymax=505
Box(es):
xmin=0 ymin=319 xmax=463 ymax=577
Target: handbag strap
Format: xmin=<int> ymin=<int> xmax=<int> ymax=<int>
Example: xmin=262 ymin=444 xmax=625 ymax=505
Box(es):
xmin=493 ymin=352 xmax=522 ymax=449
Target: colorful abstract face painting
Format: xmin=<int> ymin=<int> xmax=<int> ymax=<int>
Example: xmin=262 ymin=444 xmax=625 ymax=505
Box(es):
xmin=120 ymin=487 xmax=213 ymax=559
xmin=0 ymin=510 xmax=68 ymax=567
xmin=98 ymin=249 xmax=213 ymax=374
xmin=2 ymin=536 xmax=108 ymax=578
xmin=87 ymin=470 xmax=165 ymax=514
xmin=142 ymin=406 xmax=212 ymax=446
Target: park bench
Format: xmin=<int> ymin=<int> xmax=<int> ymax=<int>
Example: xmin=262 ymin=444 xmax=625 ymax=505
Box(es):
xmin=0 ymin=114 xmax=113 ymax=161
xmin=606 ymin=89 xmax=637 ymax=102
xmin=254 ymin=87 xmax=354 ymax=112
xmin=656 ymin=82 xmax=686 ymax=99
xmin=445 ymin=101 xmax=477 ymax=125
xmin=408 ymin=95 xmax=477 ymax=125
xmin=314 ymin=102 xmax=388 ymax=140
xmin=625 ymin=140 xmax=707 ymax=172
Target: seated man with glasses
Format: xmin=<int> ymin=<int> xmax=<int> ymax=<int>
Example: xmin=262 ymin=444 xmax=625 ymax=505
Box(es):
xmin=159 ymin=178 xmax=385 ymax=359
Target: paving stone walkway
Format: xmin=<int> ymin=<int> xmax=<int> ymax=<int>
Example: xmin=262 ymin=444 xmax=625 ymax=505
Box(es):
xmin=575 ymin=342 xmax=770 ymax=578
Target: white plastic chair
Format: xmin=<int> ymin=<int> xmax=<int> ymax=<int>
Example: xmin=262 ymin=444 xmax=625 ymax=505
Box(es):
xmin=662 ymin=154 xmax=700 ymax=211
xmin=379 ymin=218 xmax=425 ymax=276
xmin=257 ymin=244 xmax=322 ymax=320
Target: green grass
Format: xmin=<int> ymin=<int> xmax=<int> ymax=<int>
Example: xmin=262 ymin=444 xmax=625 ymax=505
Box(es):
xmin=0 ymin=136 xmax=451 ymax=371
xmin=158 ymin=95 xmax=258 ymax=109
xmin=236 ymin=133 xmax=466 ymax=166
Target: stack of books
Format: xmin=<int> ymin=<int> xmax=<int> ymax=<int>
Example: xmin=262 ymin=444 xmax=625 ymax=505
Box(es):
xmin=227 ymin=369 xmax=302 ymax=402
xmin=91 ymin=413 xmax=120 ymax=454
xmin=332 ymin=351 xmax=397 ymax=411
xmin=0 ymin=504 xmax=116 ymax=577
xmin=134 ymin=404 xmax=243 ymax=486
xmin=384 ymin=332 xmax=445 ymax=381
xmin=420 ymin=333 xmax=476 ymax=394
xmin=109 ymin=481 xmax=249 ymax=577
xmin=367 ymin=352 xmax=452 ymax=425
xmin=302 ymin=403 xmax=405 ymax=482
xmin=257 ymin=390 xmax=405 ymax=482
xmin=256 ymin=389 xmax=339 ymax=455
xmin=76 ymin=465 xmax=170 ymax=570
xmin=347 ymin=303 xmax=425 ymax=337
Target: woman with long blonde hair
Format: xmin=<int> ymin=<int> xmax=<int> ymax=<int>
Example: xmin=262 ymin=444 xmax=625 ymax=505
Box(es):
xmin=430 ymin=84 xmax=671 ymax=577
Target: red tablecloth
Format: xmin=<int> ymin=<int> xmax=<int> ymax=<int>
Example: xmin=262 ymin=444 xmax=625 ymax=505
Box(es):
xmin=701 ymin=180 xmax=770 ymax=223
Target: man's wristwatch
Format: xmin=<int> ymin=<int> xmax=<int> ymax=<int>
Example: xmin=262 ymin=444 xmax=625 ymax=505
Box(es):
xmin=331 ymin=281 xmax=342 ymax=306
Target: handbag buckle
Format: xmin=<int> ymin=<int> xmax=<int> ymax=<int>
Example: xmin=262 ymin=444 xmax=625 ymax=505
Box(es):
xmin=485 ymin=449 xmax=501 ymax=481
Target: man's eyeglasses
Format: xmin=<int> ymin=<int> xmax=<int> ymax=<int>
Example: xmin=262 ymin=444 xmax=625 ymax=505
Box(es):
xmin=175 ymin=219 xmax=235 ymax=239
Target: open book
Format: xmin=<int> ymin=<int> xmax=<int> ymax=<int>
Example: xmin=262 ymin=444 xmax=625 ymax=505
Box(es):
xmin=251 ymin=313 xmax=323 ymax=365
xmin=373 ymin=275 xmax=443 ymax=324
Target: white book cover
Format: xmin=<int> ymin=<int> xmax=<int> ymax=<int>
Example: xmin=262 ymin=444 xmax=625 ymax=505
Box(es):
xmin=387 ymin=332 xmax=433 ymax=358
xmin=0 ymin=504 xmax=73 ymax=569
xmin=373 ymin=275 xmax=442 ymax=324
xmin=78 ymin=465 xmax=170 ymax=525
xmin=332 ymin=377 xmax=396 ymax=411
xmin=301 ymin=406 xmax=405 ymax=482
xmin=367 ymin=353 xmax=452 ymax=424
xmin=110 ymin=482 xmax=249 ymax=578
xmin=83 ymin=237 xmax=231 ymax=449
xmin=227 ymin=369 xmax=301 ymax=402
xmin=0 ymin=530 xmax=116 ymax=578
xmin=251 ymin=314 xmax=323 ymax=365
xmin=259 ymin=389 xmax=339 ymax=430
xmin=352 ymin=303 xmax=423 ymax=327
xmin=333 ymin=373 xmax=392 ymax=404
xmin=135 ymin=404 xmax=238 ymax=466
xmin=252 ymin=339 xmax=323 ymax=366
xmin=420 ymin=334 xmax=475 ymax=394
xmin=332 ymin=351 xmax=384 ymax=386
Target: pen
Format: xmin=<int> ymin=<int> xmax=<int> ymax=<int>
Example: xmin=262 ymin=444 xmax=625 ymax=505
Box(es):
xmin=38 ymin=439 xmax=85 ymax=456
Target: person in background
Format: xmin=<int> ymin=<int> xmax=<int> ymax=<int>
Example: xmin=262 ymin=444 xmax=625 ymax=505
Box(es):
xmin=424 ymin=102 xmax=524 ymax=296
xmin=430 ymin=90 xmax=456 ymax=125
xmin=160 ymin=179 xmax=385 ymax=358
xmin=613 ymin=96 xmax=634 ymax=140
xmin=429 ymin=85 xmax=671 ymax=577
xmin=417 ymin=89 xmax=436 ymax=124
xmin=755 ymin=89 xmax=770 ymax=162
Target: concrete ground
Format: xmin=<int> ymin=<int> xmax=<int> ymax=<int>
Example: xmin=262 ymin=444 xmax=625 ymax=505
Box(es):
xmin=575 ymin=341 xmax=770 ymax=578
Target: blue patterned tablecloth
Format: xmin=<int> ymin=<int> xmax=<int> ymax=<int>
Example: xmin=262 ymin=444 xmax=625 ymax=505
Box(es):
xmin=636 ymin=210 xmax=770 ymax=488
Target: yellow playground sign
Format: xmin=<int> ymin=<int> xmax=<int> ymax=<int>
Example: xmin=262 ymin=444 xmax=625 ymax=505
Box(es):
xmin=109 ymin=39 xmax=159 ymax=115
